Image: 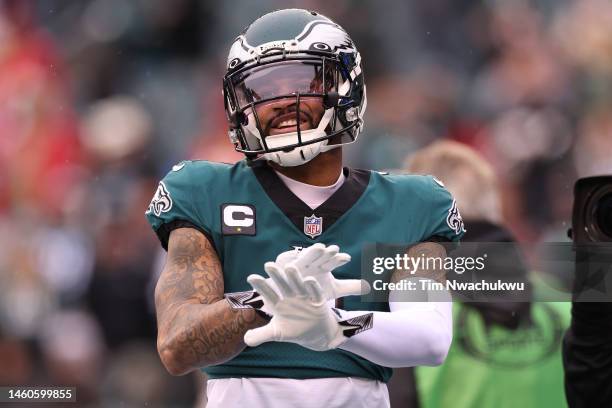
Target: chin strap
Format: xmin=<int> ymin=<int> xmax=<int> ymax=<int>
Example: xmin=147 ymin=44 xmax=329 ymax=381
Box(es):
xmin=262 ymin=141 xmax=324 ymax=167
xmin=320 ymin=143 xmax=341 ymax=153
xmin=262 ymin=141 xmax=343 ymax=167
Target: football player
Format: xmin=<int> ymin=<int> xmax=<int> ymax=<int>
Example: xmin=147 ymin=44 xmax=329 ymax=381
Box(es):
xmin=146 ymin=9 xmax=465 ymax=408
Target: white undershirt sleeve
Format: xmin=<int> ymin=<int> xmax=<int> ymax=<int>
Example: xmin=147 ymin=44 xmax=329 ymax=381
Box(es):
xmin=337 ymin=279 xmax=453 ymax=368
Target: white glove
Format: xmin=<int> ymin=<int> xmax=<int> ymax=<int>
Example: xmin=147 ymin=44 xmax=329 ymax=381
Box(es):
xmin=244 ymin=262 xmax=371 ymax=351
xmin=225 ymin=243 xmax=369 ymax=318
xmin=270 ymin=243 xmax=370 ymax=301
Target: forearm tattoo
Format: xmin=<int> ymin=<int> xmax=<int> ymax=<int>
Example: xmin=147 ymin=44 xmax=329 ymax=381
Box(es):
xmin=155 ymin=228 xmax=265 ymax=371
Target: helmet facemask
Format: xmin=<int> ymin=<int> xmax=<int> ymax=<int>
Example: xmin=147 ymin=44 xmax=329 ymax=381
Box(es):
xmin=225 ymin=56 xmax=358 ymax=166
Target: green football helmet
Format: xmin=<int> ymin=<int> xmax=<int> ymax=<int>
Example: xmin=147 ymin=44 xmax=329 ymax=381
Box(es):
xmin=223 ymin=9 xmax=367 ymax=166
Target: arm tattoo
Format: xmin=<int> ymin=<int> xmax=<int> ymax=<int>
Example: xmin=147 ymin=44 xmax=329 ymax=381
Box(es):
xmin=155 ymin=228 xmax=265 ymax=372
xmin=391 ymin=242 xmax=448 ymax=284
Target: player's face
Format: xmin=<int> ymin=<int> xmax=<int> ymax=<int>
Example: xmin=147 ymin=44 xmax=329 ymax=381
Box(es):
xmin=233 ymin=61 xmax=335 ymax=137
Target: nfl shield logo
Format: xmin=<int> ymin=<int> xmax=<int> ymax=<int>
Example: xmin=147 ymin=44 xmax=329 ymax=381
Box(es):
xmin=304 ymin=214 xmax=323 ymax=238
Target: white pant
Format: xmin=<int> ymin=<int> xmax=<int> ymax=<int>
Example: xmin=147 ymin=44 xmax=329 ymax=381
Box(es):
xmin=206 ymin=377 xmax=390 ymax=408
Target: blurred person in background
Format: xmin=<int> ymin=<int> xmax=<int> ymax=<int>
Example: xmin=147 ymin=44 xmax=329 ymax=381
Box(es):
xmin=0 ymin=0 xmax=83 ymax=217
xmin=395 ymin=140 xmax=570 ymax=408
xmin=78 ymin=96 xmax=159 ymax=349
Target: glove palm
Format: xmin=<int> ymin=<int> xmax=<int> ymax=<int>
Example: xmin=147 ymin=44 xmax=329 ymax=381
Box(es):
xmin=244 ymin=263 xmax=347 ymax=351
xmin=271 ymin=243 xmax=369 ymax=301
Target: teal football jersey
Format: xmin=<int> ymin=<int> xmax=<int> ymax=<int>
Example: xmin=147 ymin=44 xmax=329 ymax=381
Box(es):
xmin=146 ymin=159 xmax=464 ymax=382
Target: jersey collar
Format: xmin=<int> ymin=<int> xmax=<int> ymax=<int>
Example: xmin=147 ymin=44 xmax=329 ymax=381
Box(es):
xmin=250 ymin=161 xmax=371 ymax=239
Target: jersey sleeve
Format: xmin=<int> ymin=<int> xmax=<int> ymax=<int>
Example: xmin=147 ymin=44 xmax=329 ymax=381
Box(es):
xmin=423 ymin=176 xmax=466 ymax=242
xmin=145 ymin=161 xmax=210 ymax=250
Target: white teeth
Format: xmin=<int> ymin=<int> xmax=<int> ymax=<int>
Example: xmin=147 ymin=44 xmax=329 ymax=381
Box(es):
xmin=278 ymin=119 xmax=297 ymax=127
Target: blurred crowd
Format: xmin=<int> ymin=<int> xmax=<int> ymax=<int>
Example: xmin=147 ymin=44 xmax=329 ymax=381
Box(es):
xmin=0 ymin=0 xmax=610 ymax=406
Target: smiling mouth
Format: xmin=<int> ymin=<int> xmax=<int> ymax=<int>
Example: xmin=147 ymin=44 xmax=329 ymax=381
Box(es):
xmin=268 ymin=111 xmax=313 ymax=135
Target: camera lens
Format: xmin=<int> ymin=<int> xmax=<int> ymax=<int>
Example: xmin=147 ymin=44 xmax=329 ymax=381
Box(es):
xmin=596 ymin=192 xmax=612 ymax=239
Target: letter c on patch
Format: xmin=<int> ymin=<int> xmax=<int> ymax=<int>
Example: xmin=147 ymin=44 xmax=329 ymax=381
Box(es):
xmin=223 ymin=205 xmax=254 ymax=227
xmin=221 ymin=204 xmax=256 ymax=235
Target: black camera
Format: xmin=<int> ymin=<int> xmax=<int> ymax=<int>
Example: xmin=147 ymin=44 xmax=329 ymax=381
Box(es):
xmin=571 ymin=176 xmax=612 ymax=244
xmin=568 ymin=176 xmax=612 ymax=302
xmin=564 ymin=177 xmax=612 ymax=408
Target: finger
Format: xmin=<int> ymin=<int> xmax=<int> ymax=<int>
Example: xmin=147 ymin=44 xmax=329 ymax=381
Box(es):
xmin=275 ymin=249 xmax=299 ymax=267
xmin=303 ymin=277 xmax=325 ymax=304
xmin=285 ymin=267 xmax=309 ymax=297
xmin=244 ymin=324 xmax=277 ymax=347
xmin=311 ymin=245 xmax=339 ymax=268
xmin=334 ymin=278 xmax=371 ymax=297
xmin=321 ymin=252 xmax=351 ymax=271
xmin=247 ymin=274 xmax=280 ymax=305
xmin=265 ymin=262 xmax=295 ymax=297
xmin=292 ymin=243 xmax=326 ymax=270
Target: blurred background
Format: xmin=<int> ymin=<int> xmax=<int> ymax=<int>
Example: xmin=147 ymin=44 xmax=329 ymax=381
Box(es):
xmin=0 ymin=0 xmax=610 ymax=406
